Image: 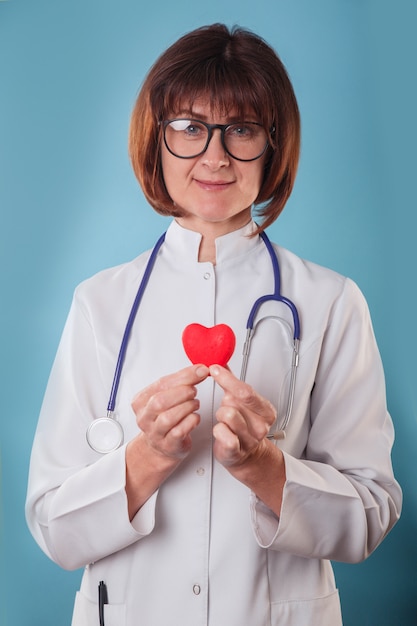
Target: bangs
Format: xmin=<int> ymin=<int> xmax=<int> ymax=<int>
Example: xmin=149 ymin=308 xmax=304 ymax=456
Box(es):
xmin=152 ymin=59 xmax=274 ymax=126
xmin=130 ymin=24 xmax=300 ymax=230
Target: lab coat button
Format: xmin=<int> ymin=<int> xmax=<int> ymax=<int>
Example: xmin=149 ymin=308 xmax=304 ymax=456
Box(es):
xmin=193 ymin=584 xmax=201 ymax=595
xmin=203 ymin=272 xmax=211 ymax=280
xmin=196 ymin=467 xmax=205 ymax=476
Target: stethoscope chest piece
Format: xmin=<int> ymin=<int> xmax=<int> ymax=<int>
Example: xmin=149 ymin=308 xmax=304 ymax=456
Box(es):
xmin=87 ymin=229 xmax=301 ymax=454
xmin=86 ymin=415 xmax=124 ymax=454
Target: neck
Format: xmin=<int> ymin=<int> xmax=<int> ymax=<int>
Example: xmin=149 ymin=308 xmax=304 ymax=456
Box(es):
xmin=198 ymin=236 xmax=217 ymax=264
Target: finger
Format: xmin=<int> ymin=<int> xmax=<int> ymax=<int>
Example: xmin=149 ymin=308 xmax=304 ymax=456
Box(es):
xmin=215 ymin=405 xmax=268 ymax=445
xmin=132 ymin=364 xmax=209 ymax=412
xmin=147 ymin=385 xmax=198 ymax=419
xmin=213 ymin=421 xmax=240 ymax=451
xmin=165 ymin=411 xmax=201 ymax=444
xmin=215 ymin=405 xmax=246 ymax=436
xmin=209 ymin=365 xmax=261 ymax=409
xmin=133 ymin=384 xmax=197 ymax=432
xmin=142 ymin=408 xmax=201 ymax=460
xmin=210 ymin=365 xmax=276 ymax=425
xmin=152 ymin=398 xmax=200 ymax=438
xmin=212 ymin=422 xmax=242 ymax=465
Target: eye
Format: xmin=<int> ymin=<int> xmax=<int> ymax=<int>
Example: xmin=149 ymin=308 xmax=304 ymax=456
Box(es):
xmin=169 ymin=120 xmax=205 ymax=138
xmin=184 ymin=120 xmax=207 ymax=139
xmin=184 ymin=123 xmax=204 ymax=137
xmin=227 ymin=123 xmax=257 ymax=139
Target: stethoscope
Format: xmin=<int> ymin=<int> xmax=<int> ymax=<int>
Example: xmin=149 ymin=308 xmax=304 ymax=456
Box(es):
xmin=86 ymin=230 xmax=300 ymax=453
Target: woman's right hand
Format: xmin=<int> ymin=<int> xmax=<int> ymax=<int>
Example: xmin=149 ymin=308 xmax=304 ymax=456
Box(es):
xmin=125 ymin=365 xmax=209 ymax=519
xmin=131 ymin=364 xmax=209 ymax=460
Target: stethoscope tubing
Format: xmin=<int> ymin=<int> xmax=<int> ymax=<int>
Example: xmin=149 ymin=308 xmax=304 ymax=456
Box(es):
xmin=256 ymin=231 xmax=300 ymax=340
xmin=87 ymin=228 xmax=301 ymax=453
xmin=106 ymin=232 xmax=166 ymax=415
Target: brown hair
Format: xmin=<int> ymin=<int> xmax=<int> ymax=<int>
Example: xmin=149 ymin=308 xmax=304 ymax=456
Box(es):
xmin=129 ymin=23 xmax=300 ymax=231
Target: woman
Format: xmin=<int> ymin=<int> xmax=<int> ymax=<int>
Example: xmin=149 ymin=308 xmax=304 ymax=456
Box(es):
xmin=26 ymin=24 xmax=401 ymax=626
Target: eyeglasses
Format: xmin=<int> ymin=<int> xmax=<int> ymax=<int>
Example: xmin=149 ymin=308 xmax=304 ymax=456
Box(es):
xmin=161 ymin=119 xmax=271 ymax=162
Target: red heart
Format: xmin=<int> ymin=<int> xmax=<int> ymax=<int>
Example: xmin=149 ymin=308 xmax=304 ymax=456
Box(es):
xmin=182 ymin=323 xmax=236 ymax=367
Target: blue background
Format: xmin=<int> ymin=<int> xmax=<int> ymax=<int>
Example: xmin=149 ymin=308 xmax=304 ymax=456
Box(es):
xmin=1 ymin=1 xmax=416 ymax=624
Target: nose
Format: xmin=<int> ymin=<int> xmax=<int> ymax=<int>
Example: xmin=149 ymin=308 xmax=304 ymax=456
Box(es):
xmin=201 ymin=128 xmax=230 ymax=169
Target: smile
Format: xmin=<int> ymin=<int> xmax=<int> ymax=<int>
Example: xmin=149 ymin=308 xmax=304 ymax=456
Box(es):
xmin=194 ymin=179 xmax=234 ymax=191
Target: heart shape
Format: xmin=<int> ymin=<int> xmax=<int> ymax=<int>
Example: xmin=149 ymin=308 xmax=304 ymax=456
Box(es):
xmin=182 ymin=323 xmax=236 ymax=368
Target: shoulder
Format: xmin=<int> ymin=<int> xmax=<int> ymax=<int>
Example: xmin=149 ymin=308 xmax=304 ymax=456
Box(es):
xmin=271 ymin=244 xmax=370 ymax=331
xmin=274 ymin=244 xmax=344 ymax=287
xmin=72 ymin=250 xmax=152 ymax=311
xmin=274 ymin=244 xmax=364 ymax=297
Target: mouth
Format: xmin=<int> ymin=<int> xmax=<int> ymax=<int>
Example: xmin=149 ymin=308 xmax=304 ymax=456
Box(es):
xmin=194 ymin=178 xmax=234 ymax=191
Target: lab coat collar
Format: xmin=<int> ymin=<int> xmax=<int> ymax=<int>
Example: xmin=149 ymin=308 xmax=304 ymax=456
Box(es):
xmin=164 ymin=219 xmax=261 ymax=265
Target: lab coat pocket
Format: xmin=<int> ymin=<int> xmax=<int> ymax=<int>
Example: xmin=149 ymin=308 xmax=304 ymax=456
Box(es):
xmin=71 ymin=591 xmax=126 ymax=626
xmin=270 ymin=590 xmax=342 ymax=626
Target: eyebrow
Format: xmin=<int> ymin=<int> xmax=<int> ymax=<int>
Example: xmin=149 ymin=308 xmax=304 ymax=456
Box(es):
xmin=174 ymin=109 xmax=211 ymax=120
xmin=172 ymin=110 xmax=257 ymax=123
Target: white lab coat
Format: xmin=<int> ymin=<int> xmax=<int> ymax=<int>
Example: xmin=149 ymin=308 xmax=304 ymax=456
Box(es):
xmin=26 ymin=220 xmax=401 ymax=626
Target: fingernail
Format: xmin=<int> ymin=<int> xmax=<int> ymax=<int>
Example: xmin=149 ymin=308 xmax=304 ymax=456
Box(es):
xmin=210 ymin=365 xmax=220 ymax=377
xmin=196 ymin=365 xmax=209 ymax=377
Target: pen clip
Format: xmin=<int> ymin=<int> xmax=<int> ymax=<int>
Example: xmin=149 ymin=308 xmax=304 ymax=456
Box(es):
xmin=98 ymin=581 xmax=108 ymax=626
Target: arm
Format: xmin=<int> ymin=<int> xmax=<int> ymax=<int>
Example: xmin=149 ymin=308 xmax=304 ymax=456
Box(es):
xmin=25 ymin=289 xmax=146 ymax=570
xmin=211 ymin=279 xmax=402 ymax=563
xmin=126 ymin=365 xmax=209 ymax=519
xmin=209 ymin=365 xmax=286 ymax=516
xmin=25 ymin=284 xmax=209 ymax=570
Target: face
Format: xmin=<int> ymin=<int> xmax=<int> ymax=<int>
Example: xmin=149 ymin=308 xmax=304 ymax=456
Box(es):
xmin=160 ymin=100 xmax=266 ymax=237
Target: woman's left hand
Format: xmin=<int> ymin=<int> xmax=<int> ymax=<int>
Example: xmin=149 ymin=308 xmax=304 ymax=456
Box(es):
xmin=209 ymin=364 xmax=277 ymax=468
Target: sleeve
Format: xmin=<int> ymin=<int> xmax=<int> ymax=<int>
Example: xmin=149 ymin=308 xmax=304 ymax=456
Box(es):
xmin=250 ymin=278 xmax=402 ymax=563
xmin=25 ymin=287 xmax=158 ymax=571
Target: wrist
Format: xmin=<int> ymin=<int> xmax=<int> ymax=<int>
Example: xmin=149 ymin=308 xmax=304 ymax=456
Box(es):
xmin=227 ymin=439 xmax=271 ymax=479
xmin=226 ymin=440 xmax=286 ymax=516
xmin=127 ymin=433 xmax=182 ymax=476
xmin=125 ymin=434 xmax=182 ymax=520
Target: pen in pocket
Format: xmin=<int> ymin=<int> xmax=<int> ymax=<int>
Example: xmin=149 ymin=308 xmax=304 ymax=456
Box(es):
xmin=98 ymin=581 xmax=108 ymax=626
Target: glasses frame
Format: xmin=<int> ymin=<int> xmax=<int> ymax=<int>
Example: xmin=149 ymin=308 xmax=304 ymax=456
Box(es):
xmin=161 ymin=119 xmax=273 ymax=162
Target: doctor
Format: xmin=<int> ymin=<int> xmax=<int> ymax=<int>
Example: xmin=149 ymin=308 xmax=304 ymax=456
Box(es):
xmin=26 ymin=24 xmax=401 ymax=626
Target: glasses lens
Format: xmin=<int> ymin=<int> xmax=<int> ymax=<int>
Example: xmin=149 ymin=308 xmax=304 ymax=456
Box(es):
xmin=223 ymin=123 xmax=268 ymax=161
xmin=164 ymin=120 xmax=268 ymax=160
xmin=164 ymin=120 xmax=209 ymax=158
